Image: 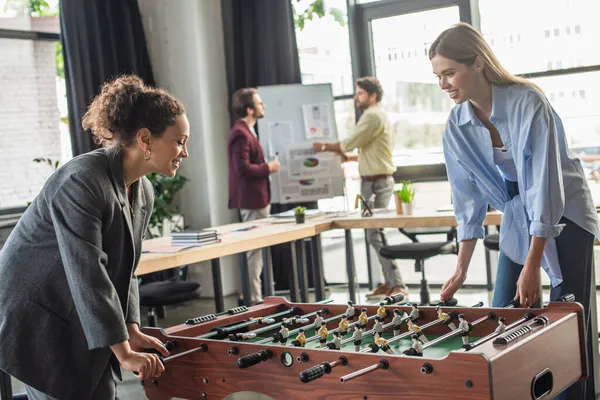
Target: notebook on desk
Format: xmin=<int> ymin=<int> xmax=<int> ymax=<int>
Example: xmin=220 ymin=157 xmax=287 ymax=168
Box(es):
xmin=270 ymin=209 xmax=322 ymax=219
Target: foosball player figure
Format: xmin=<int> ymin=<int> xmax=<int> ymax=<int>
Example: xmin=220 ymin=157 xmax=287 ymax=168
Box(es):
xmin=358 ymin=308 xmax=369 ymax=329
xmin=352 ymin=325 xmax=363 ymax=352
xmin=327 ymin=331 xmax=342 ymax=350
xmin=408 ymin=303 xmax=420 ymax=323
xmin=318 ymin=322 xmax=329 ymax=348
xmin=374 ymin=332 xmax=394 ymax=355
xmin=346 ymin=301 xmax=356 ymax=321
xmin=458 ymin=314 xmax=471 ymax=345
xmin=339 ymin=315 xmax=349 ymax=337
xmin=407 ymin=319 xmax=429 ymax=343
xmin=313 ymin=310 xmax=324 ymax=329
xmin=279 ymin=321 xmax=290 ymax=345
xmin=435 ymin=305 xmax=457 ymax=330
xmin=373 ymin=315 xmax=384 ymax=335
xmin=291 ymin=328 xmax=307 ymax=347
xmin=284 ymin=316 xmax=309 ymax=325
xmin=377 ymin=302 xmax=387 ymax=320
xmin=250 ymin=316 xmax=275 ymax=325
xmin=495 ymin=317 xmax=506 ymax=334
xmin=403 ymin=334 xmax=424 ymax=356
xmin=392 ymin=309 xmax=404 ymax=336
xmin=229 ymin=332 xmax=257 ymax=341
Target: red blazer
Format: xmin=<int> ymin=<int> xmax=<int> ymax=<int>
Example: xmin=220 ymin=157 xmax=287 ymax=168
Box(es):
xmin=228 ymin=120 xmax=270 ymax=209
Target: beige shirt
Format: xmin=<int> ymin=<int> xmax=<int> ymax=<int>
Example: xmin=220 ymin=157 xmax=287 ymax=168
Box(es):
xmin=340 ymin=103 xmax=396 ymax=176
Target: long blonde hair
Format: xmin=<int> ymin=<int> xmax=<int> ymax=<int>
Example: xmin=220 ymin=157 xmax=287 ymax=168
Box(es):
xmin=429 ymin=22 xmax=542 ymax=92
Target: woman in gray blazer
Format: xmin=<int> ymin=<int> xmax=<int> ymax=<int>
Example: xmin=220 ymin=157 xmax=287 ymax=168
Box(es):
xmin=0 ymin=75 xmax=190 ymax=399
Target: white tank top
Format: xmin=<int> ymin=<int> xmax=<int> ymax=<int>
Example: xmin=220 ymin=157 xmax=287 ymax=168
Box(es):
xmin=493 ymin=147 xmax=518 ymax=181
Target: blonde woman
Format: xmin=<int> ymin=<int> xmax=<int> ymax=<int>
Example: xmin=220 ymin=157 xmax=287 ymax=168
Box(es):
xmin=430 ymin=22 xmax=598 ymax=400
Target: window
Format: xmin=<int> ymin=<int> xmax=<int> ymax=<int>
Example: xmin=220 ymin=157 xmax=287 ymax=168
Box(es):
xmin=293 ymin=0 xmax=353 ymax=97
xmin=531 ymin=72 xmax=600 ymax=148
xmin=0 ymin=0 xmax=71 ymax=209
xmin=479 ymin=0 xmax=600 ymax=75
xmin=369 ymin=6 xmax=459 ymax=166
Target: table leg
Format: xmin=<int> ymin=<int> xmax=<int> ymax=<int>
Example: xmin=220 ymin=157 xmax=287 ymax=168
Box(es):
xmin=364 ymin=230 xmax=374 ymax=291
xmin=239 ymin=253 xmax=251 ymax=307
xmin=288 ymin=241 xmax=301 ymax=302
xmin=262 ymin=247 xmax=275 ymax=297
xmin=311 ymin=234 xmax=326 ymax=301
xmin=345 ymin=229 xmax=357 ymax=303
xmin=296 ymin=239 xmax=309 ymax=303
xmin=210 ymin=258 xmax=224 ymax=313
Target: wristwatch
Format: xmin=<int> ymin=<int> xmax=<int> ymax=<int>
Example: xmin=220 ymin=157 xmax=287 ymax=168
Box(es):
xmin=321 ymin=144 xmax=327 ymax=152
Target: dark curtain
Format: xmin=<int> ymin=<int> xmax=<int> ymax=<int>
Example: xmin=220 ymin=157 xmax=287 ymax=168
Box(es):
xmin=222 ymin=0 xmax=320 ymax=292
xmin=60 ymin=0 xmax=155 ymax=156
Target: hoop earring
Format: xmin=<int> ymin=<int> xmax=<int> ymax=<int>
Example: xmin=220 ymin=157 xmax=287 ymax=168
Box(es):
xmin=143 ymin=150 xmax=151 ymax=160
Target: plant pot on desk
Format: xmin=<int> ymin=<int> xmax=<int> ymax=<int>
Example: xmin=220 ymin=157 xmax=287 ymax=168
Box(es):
xmin=394 ymin=193 xmax=404 ymax=215
xmin=295 ymin=213 xmax=305 ymax=224
xmin=402 ymin=202 xmax=414 ymax=216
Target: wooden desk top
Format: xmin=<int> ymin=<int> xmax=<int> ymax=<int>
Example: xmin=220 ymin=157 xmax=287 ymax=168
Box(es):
xmin=139 ymin=218 xmax=332 ymax=275
xmin=137 ymin=210 xmax=503 ymax=276
xmin=330 ymin=209 xmax=502 ymax=230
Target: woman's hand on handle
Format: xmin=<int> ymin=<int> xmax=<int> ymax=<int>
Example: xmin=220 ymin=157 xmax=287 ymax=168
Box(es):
xmin=127 ymin=323 xmax=170 ymax=356
xmin=440 ymin=238 xmax=477 ymax=301
xmin=440 ymin=270 xmax=466 ymax=301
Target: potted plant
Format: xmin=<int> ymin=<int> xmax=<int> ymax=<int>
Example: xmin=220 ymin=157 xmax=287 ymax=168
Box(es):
xmin=146 ymin=172 xmax=188 ymax=237
xmin=294 ymin=206 xmax=306 ymax=224
xmin=395 ymin=181 xmax=416 ymax=216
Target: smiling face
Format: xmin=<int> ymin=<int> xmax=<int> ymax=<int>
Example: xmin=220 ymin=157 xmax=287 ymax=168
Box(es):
xmin=148 ymin=114 xmax=190 ymax=177
xmin=431 ymin=54 xmax=480 ymax=104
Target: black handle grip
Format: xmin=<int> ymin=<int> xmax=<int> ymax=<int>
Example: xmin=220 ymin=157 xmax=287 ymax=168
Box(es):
xmin=227 ymin=306 xmax=249 ymax=315
xmin=506 ymin=298 xmax=520 ymax=308
xmin=382 ymin=293 xmax=404 ymax=305
xmin=141 ymin=340 xmax=176 ymax=355
xmin=299 ymin=362 xmax=332 ymax=383
xmin=557 ymin=293 xmax=575 ymax=303
xmin=471 ymin=301 xmax=484 ymax=308
xmin=237 ymin=349 xmax=273 ymax=369
xmin=437 ymin=298 xmax=458 ymax=307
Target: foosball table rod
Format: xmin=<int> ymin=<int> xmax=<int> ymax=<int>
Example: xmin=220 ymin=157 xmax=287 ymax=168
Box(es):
xmin=339 ymin=359 xmax=389 ymax=383
xmin=458 ymin=312 xmax=535 ymax=352
xmin=422 ymin=312 xmax=496 ymax=350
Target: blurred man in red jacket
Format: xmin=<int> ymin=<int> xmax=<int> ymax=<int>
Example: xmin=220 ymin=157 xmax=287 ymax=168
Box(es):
xmin=228 ymin=88 xmax=280 ymax=304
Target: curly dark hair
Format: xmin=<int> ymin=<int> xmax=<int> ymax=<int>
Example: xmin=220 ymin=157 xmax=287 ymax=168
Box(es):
xmin=355 ymin=76 xmax=383 ymax=102
xmin=82 ymin=75 xmax=185 ymax=149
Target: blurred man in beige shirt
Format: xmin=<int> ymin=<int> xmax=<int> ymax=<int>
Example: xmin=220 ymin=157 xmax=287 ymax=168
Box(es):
xmin=313 ymin=77 xmax=407 ymax=298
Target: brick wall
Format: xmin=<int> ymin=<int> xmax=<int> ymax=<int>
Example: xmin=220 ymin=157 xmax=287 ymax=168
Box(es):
xmin=0 ymin=16 xmax=62 ymax=208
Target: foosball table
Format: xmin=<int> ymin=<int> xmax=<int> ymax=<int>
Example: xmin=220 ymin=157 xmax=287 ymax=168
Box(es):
xmin=141 ymin=294 xmax=587 ymax=399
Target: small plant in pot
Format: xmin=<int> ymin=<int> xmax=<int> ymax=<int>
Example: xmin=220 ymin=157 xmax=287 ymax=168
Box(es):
xmin=294 ymin=206 xmax=306 ymax=224
xmin=396 ymin=181 xmax=416 ymax=215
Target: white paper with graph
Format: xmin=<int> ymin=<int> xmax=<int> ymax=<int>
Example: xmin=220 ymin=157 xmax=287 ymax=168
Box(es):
xmin=257 ymin=83 xmax=345 ymax=203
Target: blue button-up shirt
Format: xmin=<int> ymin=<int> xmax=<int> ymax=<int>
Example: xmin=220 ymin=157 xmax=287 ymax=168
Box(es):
xmin=443 ymin=84 xmax=600 ymax=287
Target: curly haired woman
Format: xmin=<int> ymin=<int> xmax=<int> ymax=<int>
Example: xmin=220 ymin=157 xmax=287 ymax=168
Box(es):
xmin=0 ymin=75 xmax=190 ymax=399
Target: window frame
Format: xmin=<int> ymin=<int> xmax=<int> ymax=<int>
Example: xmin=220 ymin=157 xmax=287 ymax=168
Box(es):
xmin=0 ymin=26 xmax=61 ymax=214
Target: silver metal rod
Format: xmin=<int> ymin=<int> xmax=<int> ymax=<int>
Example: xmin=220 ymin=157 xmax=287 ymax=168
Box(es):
xmin=339 ymin=360 xmax=388 ymax=383
xmin=423 ymin=314 xmax=490 ymax=349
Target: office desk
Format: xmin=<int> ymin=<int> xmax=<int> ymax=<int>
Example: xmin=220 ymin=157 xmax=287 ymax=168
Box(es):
xmin=137 ymin=211 xmax=503 ymax=309
xmin=328 ymin=210 xmax=503 ymax=303
xmin=139 ymin=218 xmax=332 ymax=312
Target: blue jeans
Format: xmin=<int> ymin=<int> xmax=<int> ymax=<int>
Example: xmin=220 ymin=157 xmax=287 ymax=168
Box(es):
xmin=492 ymin=181 xmax=595 ymax=400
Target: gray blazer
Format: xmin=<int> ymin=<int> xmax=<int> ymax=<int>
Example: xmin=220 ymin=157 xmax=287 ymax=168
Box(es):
xmin=0 ymin=148 xmax=153 ymax=399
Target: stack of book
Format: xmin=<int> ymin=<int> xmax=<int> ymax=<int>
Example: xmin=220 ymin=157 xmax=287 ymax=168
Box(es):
xmin=171 ymin=230 xmax=220 ymax=247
